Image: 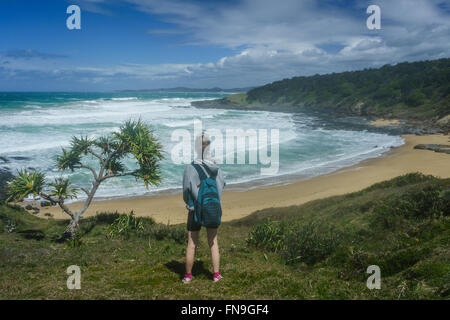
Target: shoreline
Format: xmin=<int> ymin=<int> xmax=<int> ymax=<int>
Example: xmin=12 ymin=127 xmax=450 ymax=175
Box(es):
xmin=42 ymin=133 xmax=450 ymax=224
xmin=369 ymin=118 xmax=401 ymax=127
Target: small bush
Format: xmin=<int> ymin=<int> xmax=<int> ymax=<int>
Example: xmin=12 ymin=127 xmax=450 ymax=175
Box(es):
xmin=280 ymin=222 xmax=342 ymax=265
xmin=371 ymin=184 xmax=447 ymax=230
xmin=167 ymin=225 xmax=187 ymax=244
xmin=247 ymin=220 xmax=342 ymax=265
xmin=246 ymin=220 xmax=285 ymax=252
xmin=107 ymin=211 xmax=145 ymax=239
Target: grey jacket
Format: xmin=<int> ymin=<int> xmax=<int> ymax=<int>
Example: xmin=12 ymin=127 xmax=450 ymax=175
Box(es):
xmin=182 ymin=158 xmax=225 ymax=211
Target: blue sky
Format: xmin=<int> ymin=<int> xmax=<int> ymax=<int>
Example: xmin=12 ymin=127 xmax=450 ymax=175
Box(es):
xmin=1 ymin=0 xmax=449 ymax=91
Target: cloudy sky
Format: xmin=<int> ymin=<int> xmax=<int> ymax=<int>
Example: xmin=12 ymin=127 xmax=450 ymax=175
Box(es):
xmin=1 ymin=0 xmax=449 ymax=91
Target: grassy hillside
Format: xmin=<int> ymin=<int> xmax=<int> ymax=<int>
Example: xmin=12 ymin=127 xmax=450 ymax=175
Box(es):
xmin=216 ymin=59 xmax=450 ymax=126
xmin=0 ymin=173 xmax=449 ymax=299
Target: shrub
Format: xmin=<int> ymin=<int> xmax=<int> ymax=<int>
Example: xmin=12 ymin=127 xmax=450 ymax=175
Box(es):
xmin=246 ymin=220 xmax=285 ymax=252
xmin=107 ymin=211 xmax=145 ymax=239
xmin=371 ymin=184 xmax=447 ymax=229
xmin=280 ymin=222 xmax=342 ymax=265
xmin=403 ymin=185 xmax=445 ymax=219
xmin=247 ymin=220 xmax=342 ymax=265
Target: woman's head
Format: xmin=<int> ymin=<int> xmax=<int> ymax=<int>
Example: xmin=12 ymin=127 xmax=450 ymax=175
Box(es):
xmin=194 ymin=132 xmax=211 ymax=159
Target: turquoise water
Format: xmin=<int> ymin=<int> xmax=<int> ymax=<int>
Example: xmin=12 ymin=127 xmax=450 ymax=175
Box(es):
xmin=0 ymin=92 xmax=404 ymax=201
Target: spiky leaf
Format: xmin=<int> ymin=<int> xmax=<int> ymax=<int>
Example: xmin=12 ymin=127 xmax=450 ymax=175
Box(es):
xmin=48 ymin=177 xmax=78 ymax=200
xmin=7 ymin=169 xmax=45 ymax=201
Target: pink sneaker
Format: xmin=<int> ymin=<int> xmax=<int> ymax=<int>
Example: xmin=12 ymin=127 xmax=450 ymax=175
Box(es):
xmin=213 ymin=272 xmax=222 ymax=282
xmin=182 ymin=273 xmax=193 ymax=283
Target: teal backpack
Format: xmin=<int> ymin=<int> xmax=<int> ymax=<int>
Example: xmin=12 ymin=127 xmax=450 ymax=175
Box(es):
xmin=191 ymin=162 xmax=222 ymax=228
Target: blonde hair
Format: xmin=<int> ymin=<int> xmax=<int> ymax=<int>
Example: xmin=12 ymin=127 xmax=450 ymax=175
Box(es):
xmin=194 ymin=132 xmax=211 ymax=159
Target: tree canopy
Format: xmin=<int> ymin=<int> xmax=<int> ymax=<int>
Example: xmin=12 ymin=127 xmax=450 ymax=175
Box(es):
xmin=7 ymin=119 xmax=164 ymax=238
xmin=245 ymin=58 xmax=450 ymax=120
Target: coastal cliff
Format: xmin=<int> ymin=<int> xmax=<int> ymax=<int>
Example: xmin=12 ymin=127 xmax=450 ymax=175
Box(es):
xmin=192 ymin=58 xmax=450 ymax=132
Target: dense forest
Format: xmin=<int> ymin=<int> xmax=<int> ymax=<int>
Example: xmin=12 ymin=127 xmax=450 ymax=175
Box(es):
xmin=223 ymin=59 xmax=450 ymax=124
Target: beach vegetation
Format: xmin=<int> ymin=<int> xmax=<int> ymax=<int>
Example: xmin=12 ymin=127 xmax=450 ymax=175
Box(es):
xmin=1 ymin=173 xmax=448 ymax=299
xmin=222 ymin=58 xmax=450 ymax=124
xmin=6 ymin=119 xmax=164 ymax=240
xmin=107 ymin=211 xmax=145 ymax=239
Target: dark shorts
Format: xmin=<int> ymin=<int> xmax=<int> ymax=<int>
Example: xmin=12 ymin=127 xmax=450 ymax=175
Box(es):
xmin=186 ymin=210 xmax=218 ymax=232
xmin=187 ymin=210 xmax=201 ymax=232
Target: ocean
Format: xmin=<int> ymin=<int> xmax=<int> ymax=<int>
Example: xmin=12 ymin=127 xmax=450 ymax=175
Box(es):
xmin=0 ymin=91 xmax=404 ymax=201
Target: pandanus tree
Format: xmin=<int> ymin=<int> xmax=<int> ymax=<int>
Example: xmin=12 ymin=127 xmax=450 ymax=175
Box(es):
xmin=7 ymin=120 xmax=164 ymax=239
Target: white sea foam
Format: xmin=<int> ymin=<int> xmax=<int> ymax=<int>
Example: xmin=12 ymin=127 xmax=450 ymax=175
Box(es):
xmin=111 ymin=97 xmax=138 ymax=101
xmin=0 ymin=94 xmax=405 ymax=201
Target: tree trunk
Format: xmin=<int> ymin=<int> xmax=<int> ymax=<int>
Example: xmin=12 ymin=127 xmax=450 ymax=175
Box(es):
xmin=63 ymin=216 xmax=80 ymax=240
xmin=62 ymin=181 xmax=100 ymax=240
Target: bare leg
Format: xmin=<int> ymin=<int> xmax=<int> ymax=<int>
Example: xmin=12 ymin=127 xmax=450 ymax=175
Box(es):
xmin=185 ymin=231 xmax=199 ymax=274
xmin=207 ymin=228 xmax=220 ymax=273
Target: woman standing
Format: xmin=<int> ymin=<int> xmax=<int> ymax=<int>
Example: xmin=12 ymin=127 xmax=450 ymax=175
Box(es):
xmin=182 ymin=133 xmax=225 ymax=283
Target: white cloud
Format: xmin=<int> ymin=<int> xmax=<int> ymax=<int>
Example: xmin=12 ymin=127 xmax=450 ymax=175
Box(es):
xmin=117 ymin=0 xmax=450 ymax=86
xmin=2 ymin=0 xmax=450 ymax=89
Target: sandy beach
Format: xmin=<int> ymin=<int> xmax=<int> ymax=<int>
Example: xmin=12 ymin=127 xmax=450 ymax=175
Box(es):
xmin=43 ymin=134 xmax=450 ymax=224
xmin=369 ymin=119 xmax=401 ymax=127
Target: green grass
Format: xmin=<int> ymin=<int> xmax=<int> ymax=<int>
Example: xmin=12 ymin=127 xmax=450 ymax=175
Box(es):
xmin=225 ymin=93 xmax=250 ymax=106
xmin=0 ymin=173 xmax=449 ymax=299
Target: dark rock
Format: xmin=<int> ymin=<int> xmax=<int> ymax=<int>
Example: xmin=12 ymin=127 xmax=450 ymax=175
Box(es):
xmin=0 ymin=168 xmax=13 ymax=179
xmin=191 ymin=99 xmax=306 ymax=113
xmin=414 ymin=144 xmax=450 ymax=154
xmin=192 ymin=97 xmax=449 ymax=134
xmin=0 ymin=156 xmax=9 ymax=163
xmin=9 ymin=156 xmax=30 ymax=161
xmin=40 ymin=200 xmax=52 ymax=207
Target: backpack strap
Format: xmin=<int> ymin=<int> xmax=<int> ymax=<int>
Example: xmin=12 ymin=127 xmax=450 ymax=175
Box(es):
xmin=192 ymin=163 xmax=207 ymax=181
xmin=192 ymin=161 xmax=218 ymax=180
xmin=201 ymin=161 xmax=217 ymax=178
